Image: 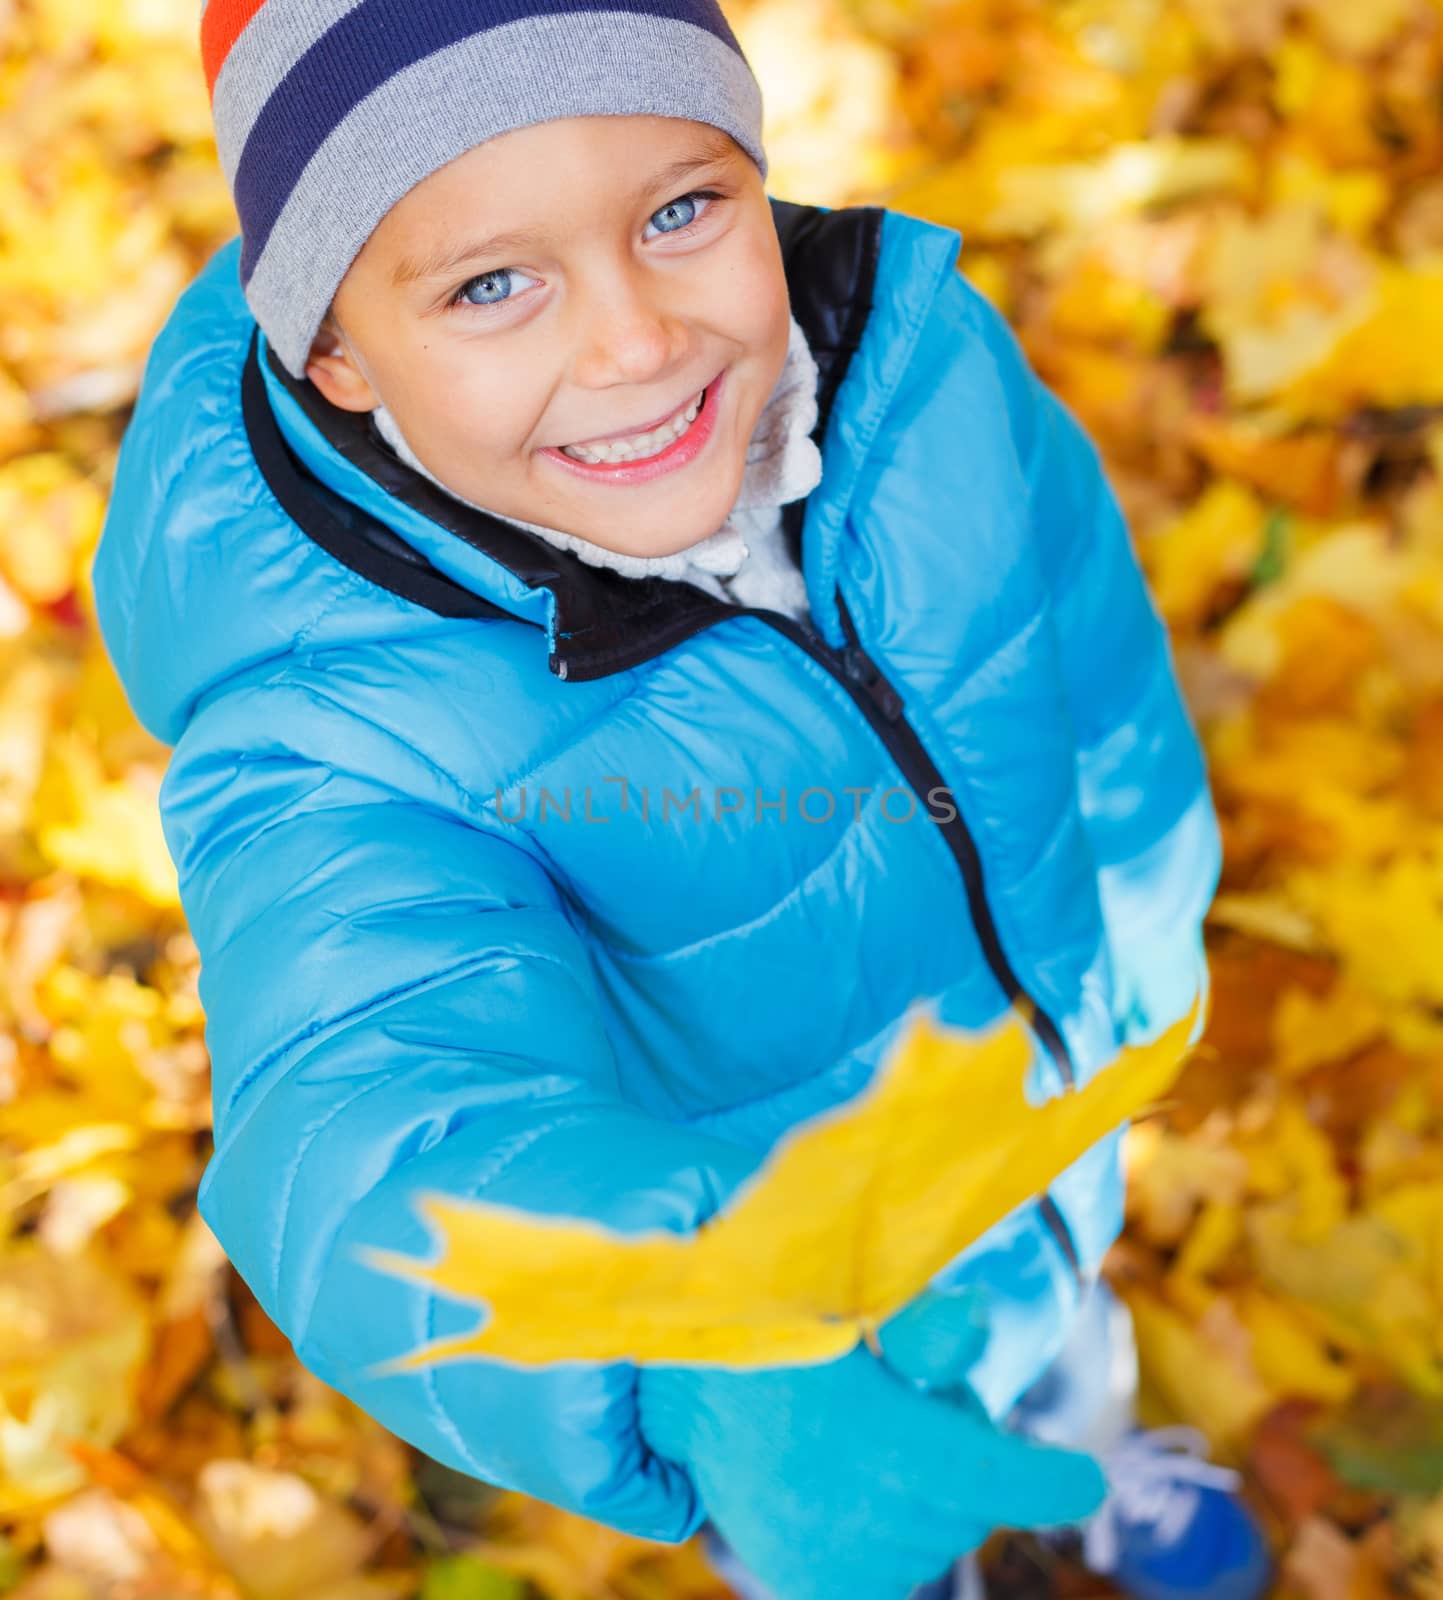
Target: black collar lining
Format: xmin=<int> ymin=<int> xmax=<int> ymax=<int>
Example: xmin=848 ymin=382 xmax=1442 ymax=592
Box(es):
xmin=242 ymin=334 xmax=514 ymax=625
xmin=246 ymin=196 xmax=885 ymax=681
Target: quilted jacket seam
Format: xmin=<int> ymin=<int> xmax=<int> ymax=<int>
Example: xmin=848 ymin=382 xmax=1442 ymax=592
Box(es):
xmin=217 ymin=941 xmax=577 ymax=1126
xmin=601 ymin=758 xmax=892 ymax=970
xmin=271 ymin=1069 xmax=400 ymax=1311
xmin=280 ymin=676 xmax=479 ymax=815
xmin=231 ymin=394 xmax=394 ymax=655
xmin=488 ymin=680 xmax=643 ymax=799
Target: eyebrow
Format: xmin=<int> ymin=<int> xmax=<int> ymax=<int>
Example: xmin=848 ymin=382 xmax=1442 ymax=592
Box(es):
xmin=391 ymin=128 xmax=740 ymax=289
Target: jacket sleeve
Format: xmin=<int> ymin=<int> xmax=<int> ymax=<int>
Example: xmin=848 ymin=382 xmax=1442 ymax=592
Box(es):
xmin=163 ymin=678 xmax=759 ymax=1540
xmin=962 ymin=276 xmax=1221 ymax=1042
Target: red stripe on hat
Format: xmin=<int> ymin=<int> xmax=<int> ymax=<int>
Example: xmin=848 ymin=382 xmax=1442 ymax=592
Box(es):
xmin=202 ymin=0 xmax=271 ymax=94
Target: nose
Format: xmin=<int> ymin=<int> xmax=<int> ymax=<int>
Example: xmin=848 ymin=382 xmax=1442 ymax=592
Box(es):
xmin=567 ymin=259 xmax=690 ymax=390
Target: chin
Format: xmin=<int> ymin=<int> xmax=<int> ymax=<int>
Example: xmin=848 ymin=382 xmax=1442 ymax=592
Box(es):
xmin=582 ymin=526 xmax=718 ymax=561
xmin=657 ymin=474 xmax=748 ymax=551
xmin=582 ymin=489 xmax=743 ymax=558
xmin=548 ymin=451 xmax=747 ymax=556
xmin=637 ymin=513 xmax=735 ymax=558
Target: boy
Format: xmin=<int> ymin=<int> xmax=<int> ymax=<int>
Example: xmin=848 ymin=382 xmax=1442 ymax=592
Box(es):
xmin=93 ymin=2 xmax=1271 ymax=1596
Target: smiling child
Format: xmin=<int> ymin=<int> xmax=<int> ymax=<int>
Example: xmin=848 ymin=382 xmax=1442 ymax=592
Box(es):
xmin=91 ymin=3 xmax=1271 ymax=1598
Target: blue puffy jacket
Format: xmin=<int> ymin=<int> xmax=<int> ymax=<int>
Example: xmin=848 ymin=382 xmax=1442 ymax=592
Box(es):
xmin=93 ymin=197 xmax=1221 ymax=1543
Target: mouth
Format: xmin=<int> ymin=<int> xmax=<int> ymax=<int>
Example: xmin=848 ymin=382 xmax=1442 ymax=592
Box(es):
xmin=540 ymin=369 xmax=727 ymax=487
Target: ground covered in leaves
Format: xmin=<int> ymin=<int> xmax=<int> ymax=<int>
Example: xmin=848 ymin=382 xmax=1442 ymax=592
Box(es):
xmin=2 ymin=0 xmax=1443 ymax=1594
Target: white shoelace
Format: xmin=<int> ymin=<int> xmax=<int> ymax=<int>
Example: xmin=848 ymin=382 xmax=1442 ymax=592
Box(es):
xmin=1082 ymin=1426 xmax=1243 ymax=1574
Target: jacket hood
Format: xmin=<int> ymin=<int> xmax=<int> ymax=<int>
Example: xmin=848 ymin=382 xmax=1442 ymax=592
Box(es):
xmin=93 ymin=198 xmax=962 ymax=747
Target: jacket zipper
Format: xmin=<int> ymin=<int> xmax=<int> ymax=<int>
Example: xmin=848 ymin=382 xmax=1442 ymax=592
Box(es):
xmin=255 ymin=326 xmax=1091 ymax=1281
xmin=728 ymin=588 xmax=1086 ymax=1282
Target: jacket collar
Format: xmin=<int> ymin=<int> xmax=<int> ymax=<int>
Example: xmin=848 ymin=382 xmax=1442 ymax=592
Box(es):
xmin=248 ymin=198 xmax=940 ymax=681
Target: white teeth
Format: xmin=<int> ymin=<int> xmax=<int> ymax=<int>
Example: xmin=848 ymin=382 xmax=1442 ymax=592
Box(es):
xmin=560 ymin=388 xmax=704 ymax=464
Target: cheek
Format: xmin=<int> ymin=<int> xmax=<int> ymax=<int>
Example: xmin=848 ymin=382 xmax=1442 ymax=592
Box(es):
xmin=407 ymin=364 xmax=545 ymax=463
xmin=726 ymin=270 xmax=792 ymax=393
xmin=721 ymin=234 xmax=792 ymax=362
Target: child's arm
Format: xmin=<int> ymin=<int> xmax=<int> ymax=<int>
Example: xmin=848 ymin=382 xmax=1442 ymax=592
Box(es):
xmin=955 ymin=273 xmax=1221 ymax=1043
xmin=163 ymin=678 xmax=764 ymax=1544
xmin=165 ymin=673 xmax=1110 ymax=1588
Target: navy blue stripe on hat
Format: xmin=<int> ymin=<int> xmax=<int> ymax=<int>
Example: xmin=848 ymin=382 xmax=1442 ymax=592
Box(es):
xmin=231 ymin=0 xmax=750 ymax=283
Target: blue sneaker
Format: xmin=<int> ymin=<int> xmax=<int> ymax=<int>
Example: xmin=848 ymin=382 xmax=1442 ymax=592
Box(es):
xmin=1078 ymin=1426 xmax=1273 ymax=1600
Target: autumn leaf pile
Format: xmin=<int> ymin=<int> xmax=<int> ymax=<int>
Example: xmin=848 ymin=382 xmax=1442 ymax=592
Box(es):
xmin=2 ymin=0 xmax=1443 ymax=1594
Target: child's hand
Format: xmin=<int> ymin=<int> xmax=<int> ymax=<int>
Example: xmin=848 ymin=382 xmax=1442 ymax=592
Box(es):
xmin=873 ymin=1280 xmax=991 ymax=1394
xmin=637 ymin=1343 xmax=1106 ymax=1600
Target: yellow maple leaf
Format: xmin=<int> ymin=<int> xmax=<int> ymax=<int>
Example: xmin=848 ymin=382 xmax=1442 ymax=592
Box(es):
xmin=358 ymin=998 xmax=1201 ymax=1375
xmin=1121 ymin=1285 xmax=1275 ymax=1456
xmin=32 ymin=733 xmax=179 ymax=909
xmin=1278 ymin=264 xmax=1443 ymax=418
xmin=1146 ymin=479 xmax=1269 ymax=630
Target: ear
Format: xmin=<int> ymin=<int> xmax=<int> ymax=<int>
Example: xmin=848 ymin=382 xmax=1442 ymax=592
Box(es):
xmin=305 ymin=314 xmax=380 ymax=412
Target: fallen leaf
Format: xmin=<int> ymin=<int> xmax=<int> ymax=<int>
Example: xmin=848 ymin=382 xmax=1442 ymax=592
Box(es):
xmin=360 ymin=1000 xmax=1200 ymax=1371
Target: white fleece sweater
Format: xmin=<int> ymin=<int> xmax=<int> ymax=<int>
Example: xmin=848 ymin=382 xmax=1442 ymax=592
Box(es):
xmin=370 ymin=312 xmax=823 ymax=624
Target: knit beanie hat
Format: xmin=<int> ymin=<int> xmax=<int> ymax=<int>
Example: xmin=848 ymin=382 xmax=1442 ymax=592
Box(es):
xmin=201 ymin=0 xmax=770 ymax=379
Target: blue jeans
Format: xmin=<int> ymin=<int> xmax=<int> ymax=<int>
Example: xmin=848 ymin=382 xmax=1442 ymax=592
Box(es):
xmin=701 ymin=1281 xmax=1139 ymax=1599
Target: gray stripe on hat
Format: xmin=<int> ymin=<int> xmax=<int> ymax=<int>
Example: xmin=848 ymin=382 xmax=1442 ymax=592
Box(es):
xmin=244 ymin=11 xmax=767 ymax=376
xmin=211 ymin=0 xmax=370 ymax=185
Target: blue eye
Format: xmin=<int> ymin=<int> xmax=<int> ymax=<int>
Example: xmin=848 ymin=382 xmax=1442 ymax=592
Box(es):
xmin=456 ymin=268 xmax=536 ymax=308
xmin=447 ymin=189 xmax=723 ymax=313
xmin=644 ymin=189 xmax=722 ymax=239
xmin=651 ymin=195 xmax=699 ymax=232
xmin=451 ymin=262 xmax=543 ymax=308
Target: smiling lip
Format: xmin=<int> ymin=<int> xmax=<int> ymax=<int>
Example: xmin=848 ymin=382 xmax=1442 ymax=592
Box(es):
xmin=540 ymin=368 xmax=726 ymax=488
xmin=560 ymin=384 xmax=709 ymax=448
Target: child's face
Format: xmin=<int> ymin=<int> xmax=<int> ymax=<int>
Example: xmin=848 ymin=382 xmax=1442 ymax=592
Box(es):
xmin=306 ymin=115 xmax=792 ymax=559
